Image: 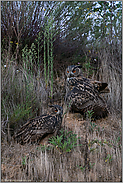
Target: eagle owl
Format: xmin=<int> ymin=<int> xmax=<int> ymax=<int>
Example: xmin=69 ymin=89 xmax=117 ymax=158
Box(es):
xmin=14 ymin=105 xmax=63 ymax=144
xmin=65 ymin=65 xmax=109 ymax=119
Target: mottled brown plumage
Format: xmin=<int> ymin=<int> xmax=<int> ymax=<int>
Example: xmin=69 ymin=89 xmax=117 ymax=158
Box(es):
xmin=14 ymin=105 xmax=63 ymax=144
xmin=65 ymin=65 xmax=109 ymax=119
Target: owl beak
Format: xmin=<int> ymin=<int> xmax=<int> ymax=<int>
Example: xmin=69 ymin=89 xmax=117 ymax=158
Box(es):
xmin=70 ymin=72 xmax=74 ymax=77
xmin=67 ymin=72 xmax=74 ymax=79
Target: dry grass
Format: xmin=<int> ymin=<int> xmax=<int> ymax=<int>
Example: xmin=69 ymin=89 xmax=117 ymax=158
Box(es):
xmin=1 ymin=62 xmax=49 ymax=137
xmin=96 ymin=46 xmax=122 ymax=114
xmin=1 ymin=44 xmax=122 ymax=182
xmin=1 ymin=112 xmax=122 ymax=182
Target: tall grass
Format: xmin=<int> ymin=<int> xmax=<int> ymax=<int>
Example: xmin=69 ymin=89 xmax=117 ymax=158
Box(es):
xmin=95 ymin=44 xmax=122 ymax=115
xmin=1 ymin=59 xmax=48 ymax=138
xmin=44 ymin=29 xmax=47 ymax=86
xmin=1 ymin=19 xmax=62 ymax=137
xmin=43 ymin=16 xmax=55 ymax=96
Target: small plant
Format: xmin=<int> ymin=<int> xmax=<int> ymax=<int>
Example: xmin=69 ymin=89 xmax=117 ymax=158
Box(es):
xmin=89 ymin=162 xmax=95 ymax=169
xmin=88 ymin=139 xmax=113 ymax=151
xmin=22 ymin=156 xmax=27 ymax=166
xmin=49 ymin=129 xmax=82 ymax=153
xmin=103 ymin=139 xmax=112 ymax=147
xmin=96 ymin=126 xmax=104 ymax=133
xmin=111 ymin=136 xmax=121 ymax=148
xmin=86 ymin=110 xmax=94 ymax=120
xmin=105 ymin=154 xmax=113 ymax=164
xmin=77 ymin=162 xmax=95 ymax=172
xmin=22 ymin=43 xmax=37 ymax=75
xmin=89 ymin=122 xmax=105 ymax=134
xmin=77 ymin=165 xmax=85 ymax=172
xmin=89 ymin=121 xmax=97 ymax=132
xmin=36 ymin=144 xmax=53 ymax=152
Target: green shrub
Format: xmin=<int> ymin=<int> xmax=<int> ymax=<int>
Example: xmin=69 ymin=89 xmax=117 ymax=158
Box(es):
xmin=49 ymin=128 xmax=82 ymax=153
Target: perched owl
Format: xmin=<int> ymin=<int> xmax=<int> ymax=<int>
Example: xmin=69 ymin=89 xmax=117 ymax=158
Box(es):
xmin=14 ymin=105 xmax=63 ymax=144
xmin=65 ymin=65 xmax=109 ymax=93
xmin=65 ymin=65 xmax=109 ymax=119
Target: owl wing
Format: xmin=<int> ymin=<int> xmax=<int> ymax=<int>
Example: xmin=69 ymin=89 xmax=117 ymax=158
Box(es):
xmin=76 ymin=76 xmax=109 ymax=93
xmin=66 ymin=76 xmax=106 ymax=107
xmin=14 ymin=114 xmax=62 ymax=144
xmin=14 ymin=114 xmax=51 ymax=144
xmin=66 ymin=85 xmax=96 ymax=110
xmin=66 ymin=77 xmax=109 ymax=117
xmin=89 ymin=79 xmax=109 ymax=93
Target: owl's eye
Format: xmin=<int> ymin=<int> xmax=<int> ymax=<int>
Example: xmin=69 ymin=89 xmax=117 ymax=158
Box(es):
xmin=67 ymin=70 xmax=69 ymax=73
xmin=73 ymin=70 xmax=76 ymax=73
xmin=55 ymin=110 xmax=58 ymax=113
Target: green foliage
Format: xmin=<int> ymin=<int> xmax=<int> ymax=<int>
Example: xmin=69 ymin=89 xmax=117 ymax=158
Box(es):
xmin=22 ymin=156 xmax=27 ymax=166
xmin=1 ymin=1 xmax=122 ymax=60
xmin=36 ymin=145 xmax=53 ymax=152
xmin=9 ymin=104 xmax=32 ymax=123
xmin=77 ymin=162 xmax=95 ymax=172
xmin=111 ymin=136 xmax=121 ymax=148
xmin=49 ymin=129 xmax=82 ymax=153
xmin=96 ymin=126 xmax=104 ymax=133
xmin=85 ymin=110 xmax=94 ymax=119
xmin=105 ymin=154 xmax=113 ymax=164
xmin=90 ymin=1 xmax=122 ymax=48
xmin=43 ymin=15 xmax=55 ymax=96
xmin=89 ymin=121 xmax=97 ymax=133
xmin=89 ymin=162 xmax=95 ymax=169
xmin=88 ymin=139 xmax=113 ymax=151
xmin=83 ymin=60 xmax=94 ymax=77
xmin=22 ymin=43 xmax=37 ymax=75
xmin=77 ymin=164 xmax=85 ymax=172
xmin=1 ymin=1 xmax=122 ymax=90
xmin=22 ymin=28 xmax=55 ymax=97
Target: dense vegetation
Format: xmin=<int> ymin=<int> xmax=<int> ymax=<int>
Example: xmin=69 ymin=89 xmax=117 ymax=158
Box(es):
xmin=1 ymin=1 xmax=122 ymax=64
xmin=1 ymin=1 xmax=122 ymax=182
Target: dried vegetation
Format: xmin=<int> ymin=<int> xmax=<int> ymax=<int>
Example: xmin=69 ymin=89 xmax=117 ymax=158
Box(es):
xmin=1 ymin=47 xmax=122 ymax=181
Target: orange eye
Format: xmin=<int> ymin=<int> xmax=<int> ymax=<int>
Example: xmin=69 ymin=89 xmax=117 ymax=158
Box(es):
xmin=55 ymin=110 xmax=58 ymax=113
xmin=67 ymin=71 xmax=69 ymax=73
xmin=73 ymin=70 xmax=76 ymax=73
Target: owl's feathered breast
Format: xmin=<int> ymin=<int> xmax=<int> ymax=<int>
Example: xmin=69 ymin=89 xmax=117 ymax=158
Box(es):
xmin=66 ymin=77 xmax=98 ymax=103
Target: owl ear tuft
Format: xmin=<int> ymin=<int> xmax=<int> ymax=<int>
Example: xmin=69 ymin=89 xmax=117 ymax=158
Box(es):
xmin=49 ymin=105 xmax=54 ymax=108
xmin=75 ymin=65 xmax=82 ymax=69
